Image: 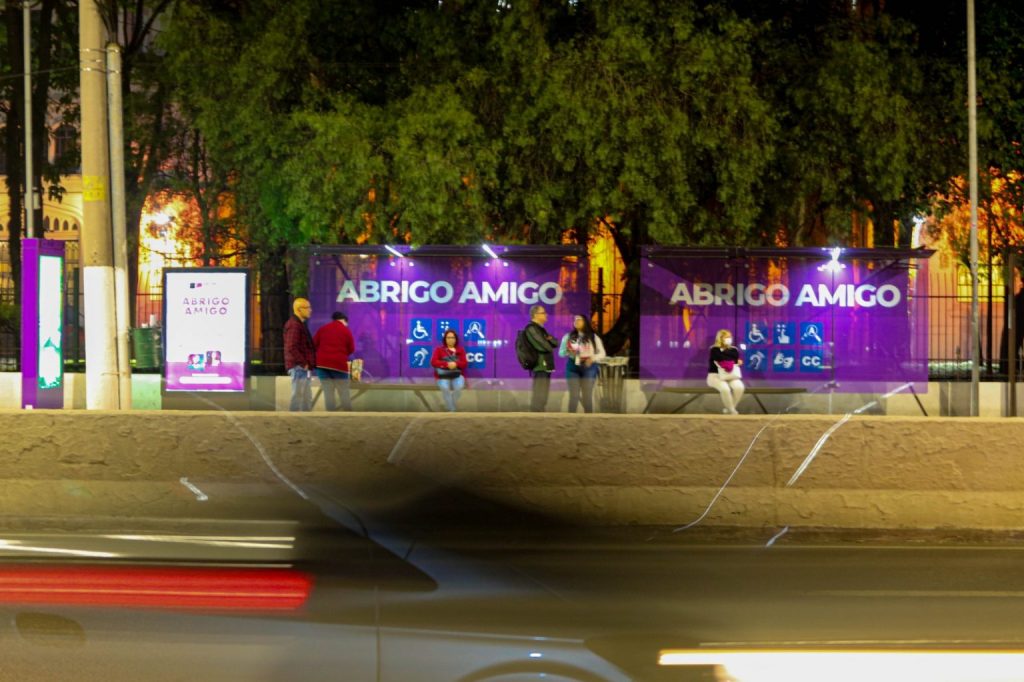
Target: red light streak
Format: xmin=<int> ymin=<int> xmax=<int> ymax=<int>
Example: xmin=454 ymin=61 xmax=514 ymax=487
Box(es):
xmin=0 ymin=566 xmax=313 ymax=611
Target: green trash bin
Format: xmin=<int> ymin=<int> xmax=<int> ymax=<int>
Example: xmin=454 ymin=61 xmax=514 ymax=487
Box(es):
xmin=131 ymin=327 xmax=162 ymax=370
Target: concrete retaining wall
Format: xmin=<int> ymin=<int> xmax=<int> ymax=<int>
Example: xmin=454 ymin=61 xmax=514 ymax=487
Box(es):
xmin=1 ymin=373 xmax=1022 ymax=416
xmin=0 ymin=411 xmax=1022 ymax=530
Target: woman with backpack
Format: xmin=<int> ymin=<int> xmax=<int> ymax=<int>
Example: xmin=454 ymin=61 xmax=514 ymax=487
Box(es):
xmin=558 ymin=314 xmax=606 ymax=413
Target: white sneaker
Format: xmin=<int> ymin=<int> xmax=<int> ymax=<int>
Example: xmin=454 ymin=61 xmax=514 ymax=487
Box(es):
xmin=722 ymin=408 xmax=730 ymax=414
xmin=730 ymin=408 xmax=739 ymax=415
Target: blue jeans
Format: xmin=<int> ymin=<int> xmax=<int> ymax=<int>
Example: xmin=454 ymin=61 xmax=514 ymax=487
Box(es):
xmin=289 ymin=367 xmax=313 ymax=412
xmin=437 ymin=375 xmax=466 ymax=412
xmin=566 ymin=363 xmax=599 ymax=413
xmin=317 ymin=368 xmax=352 ymax=411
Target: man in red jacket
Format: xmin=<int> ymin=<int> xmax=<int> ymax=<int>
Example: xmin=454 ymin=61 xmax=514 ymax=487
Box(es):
xmin=313 ymin=311 xmax=356 ymax=411
xmin=284 ymin=298 xmax=316 ymax=411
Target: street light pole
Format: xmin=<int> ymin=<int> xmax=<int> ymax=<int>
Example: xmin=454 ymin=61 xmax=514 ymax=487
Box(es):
xmin=22 ymin=0 xmax=34 ymax=239
xmin=967 ymin=0 xmax=980 ymax=416
xmin=107 ymin=42 xmax=132 ymax=409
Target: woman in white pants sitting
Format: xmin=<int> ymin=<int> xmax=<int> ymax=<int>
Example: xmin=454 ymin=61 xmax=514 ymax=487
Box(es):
xmin=707 ymin=329 xmax=744 ymax=414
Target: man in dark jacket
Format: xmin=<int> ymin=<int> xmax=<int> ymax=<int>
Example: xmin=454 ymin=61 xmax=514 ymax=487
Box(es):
xmin=284 ymin=297 xmax=316 ymax=411
xmin=524 ymin=304 xmax=559 ymax=412
xmin=313 ymin=311 xmax=356 ymax=411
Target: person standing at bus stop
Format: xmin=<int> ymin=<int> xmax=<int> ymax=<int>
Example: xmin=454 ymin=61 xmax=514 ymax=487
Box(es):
xmin=284 ymin=297 xmax=316 ymax=412
xmin=313 ymin=311 xmax=356 ymax=411
xmin=559 ymin=314 xmax=606 ymax=413
xmin=524 ymin=305 xmax=559 ymax=412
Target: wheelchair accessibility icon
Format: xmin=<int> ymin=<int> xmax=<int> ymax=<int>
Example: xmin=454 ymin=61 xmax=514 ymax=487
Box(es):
xmin=410 ymin=318 xmax=432 ymax=342
xmin=746 ymin=323 xmax=769 ymax=345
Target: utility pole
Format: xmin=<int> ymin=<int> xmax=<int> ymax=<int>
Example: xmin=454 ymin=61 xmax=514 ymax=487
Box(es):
xmin=967 ymin=0 xmax=980 ymax=416
xmin=22 ymin=0 xmax=33 ymax=239
xmin=107 ymin=42 xmax=132 ymax=409
xmin=79 ymin=0 xmax=119 ymax=409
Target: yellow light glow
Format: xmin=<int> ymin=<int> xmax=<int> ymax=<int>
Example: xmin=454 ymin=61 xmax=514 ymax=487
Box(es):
xmin=658 ymin=649 xmax=1024 ymax=682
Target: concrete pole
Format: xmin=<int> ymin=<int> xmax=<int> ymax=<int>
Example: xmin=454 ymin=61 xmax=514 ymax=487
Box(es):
xmin=79 ymin=0 xmax=119 ymax=410
xmin=107 ymin=42 xmax=132 ymax=409
xmin=22 ymin=1 xmax=33 ymax=239
xmin=967 ymin=0 xmax=980 ymax=416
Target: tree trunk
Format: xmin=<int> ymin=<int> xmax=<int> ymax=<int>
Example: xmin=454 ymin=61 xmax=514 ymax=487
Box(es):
xmin=600 ymin=216 xmax=645 ymax=374
xmin=258 ymin=242 xmax=289 ymax=368
xmin=126 ymin=204 xmax=141 ymax=326
xmin=998 ymin=287 xmax=1024 ymax=376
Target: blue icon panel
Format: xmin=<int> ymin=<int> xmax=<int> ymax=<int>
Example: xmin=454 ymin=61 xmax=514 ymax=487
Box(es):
xmin=771 ymin=349 xmax=796 ymax=372
xmin=409 ymin=344 xmax=432 ymax=369
xmin=436 ymin=318 xmax=459 ymax=342
xmin=800 ymin=350 xmax=824 ymax=372
xmin=465 ymin=349 xmax=487 ymax=369
xmin=744 ymin=349 xmax=768 ymax=373
xmin=463 ymin=319 xmax=487 ymax=343
xmin=800 ymin=322 xmax=825 ymax=347
xmin=409 ymin=318 xmax=432 ymax=342
xmin=746 ymin=322 xmax=770 ymax=346
xmin=773 ymin=322 xmax=795 ymax=346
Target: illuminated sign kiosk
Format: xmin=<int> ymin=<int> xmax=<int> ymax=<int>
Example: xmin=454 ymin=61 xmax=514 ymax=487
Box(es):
xmin=163 ymin=268 xmax=250 ymax=392
xmin=21 ymin=239 xmax=65 ymax=409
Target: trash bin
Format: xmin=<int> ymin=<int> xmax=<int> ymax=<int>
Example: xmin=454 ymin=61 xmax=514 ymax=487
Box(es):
xmin=131 ymin=327 xmax=162 ymax=370
xmin=598 ymin=356 xmax=629 ymax=413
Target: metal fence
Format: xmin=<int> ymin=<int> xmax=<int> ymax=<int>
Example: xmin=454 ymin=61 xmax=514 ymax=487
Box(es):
xmin=0 ymin=241 xmax=1019 ymax=379
xmin=926 ymin=258 xmax=1021 ymax=380
xmin=0 ymin=242 xmax=289 ymax=374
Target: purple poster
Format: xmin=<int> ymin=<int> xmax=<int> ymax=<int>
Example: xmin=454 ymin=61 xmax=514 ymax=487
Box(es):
xmin=640 ymin=249 xmax=930 ymax=392
xmin=308 ymin=246 xmax=588 ymax=385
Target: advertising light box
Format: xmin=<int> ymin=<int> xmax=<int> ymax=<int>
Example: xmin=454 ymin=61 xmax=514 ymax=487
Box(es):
xmin=163 ymin=269 xmax=249 ymax=392
xmin=21 ymin=239 xmax=65 ymax=409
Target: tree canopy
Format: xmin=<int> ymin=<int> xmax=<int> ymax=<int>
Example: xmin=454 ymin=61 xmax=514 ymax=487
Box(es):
xmin=155 ymin=0 xmax=1023 ymax=252
xmin=3 ymin=0 xmax=1022 ymax=356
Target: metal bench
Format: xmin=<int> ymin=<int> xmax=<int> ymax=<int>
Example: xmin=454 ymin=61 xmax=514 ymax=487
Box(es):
xmin=314 ymin=382 xmax=441 ymax=411
xmin=642 ymin=385 xmax=808 ymax=414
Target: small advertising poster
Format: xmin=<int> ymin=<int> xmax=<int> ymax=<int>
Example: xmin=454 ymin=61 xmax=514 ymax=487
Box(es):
xmin=163 ymin=269 xmax=249 ymax=392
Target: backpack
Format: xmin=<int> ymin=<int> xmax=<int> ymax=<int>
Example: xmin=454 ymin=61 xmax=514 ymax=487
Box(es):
xmin=515 ymin=327 xmax=539 ymax=371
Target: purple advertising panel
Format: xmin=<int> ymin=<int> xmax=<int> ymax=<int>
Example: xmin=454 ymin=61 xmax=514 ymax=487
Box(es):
xmin=308 ymin=246 xmax=588 ymax=385
xmin=640 ymin=249 xmax=930 ymax=392
xmin=163 ymin=269 xmax=249 ymax=392
xmin=21 ymin=239 xmax=65 ymax=409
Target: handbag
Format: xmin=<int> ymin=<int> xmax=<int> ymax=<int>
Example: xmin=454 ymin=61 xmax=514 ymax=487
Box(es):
xmin=437 ymin=352 xmax=461 ymax=380
xmin=717 ymin=361 xmax=742 ymax=380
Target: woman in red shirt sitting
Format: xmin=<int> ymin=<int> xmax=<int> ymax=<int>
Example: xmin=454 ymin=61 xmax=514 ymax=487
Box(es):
xmin=431 ymin=329 xmax=469 ymax=412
